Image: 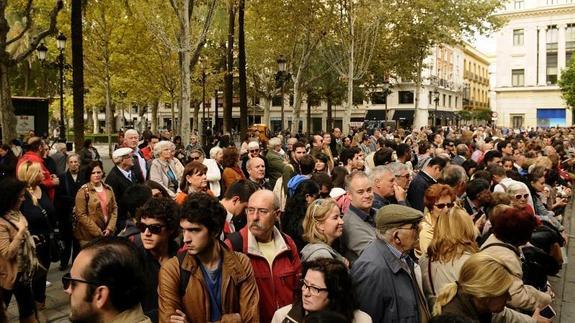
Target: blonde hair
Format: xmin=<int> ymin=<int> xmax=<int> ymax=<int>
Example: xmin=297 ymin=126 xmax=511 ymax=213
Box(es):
xmin=433 ymin=253 xmax=514 ymax=316
xmin=302 ymin=198 xmax=339 ymax=244
xmin=427 ymin=206 xmax=478 ymax=263
xmin=17 ymin=161 xmax=43 ymax=188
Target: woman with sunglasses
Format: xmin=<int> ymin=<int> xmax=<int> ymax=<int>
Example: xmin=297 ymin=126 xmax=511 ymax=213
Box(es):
xmin=416 ymin=184 xmax=456 ymax=259
xmin=149 ymin=140 xmax=185 ymax=199
xmin=271 ymin=258 xmax=371 ymax=323
xmin=0 ymin=177 xmax=40 ymax=323
xmin=135 ymin=197 xmax=180 ymax=322
xmin=73 ymin=161 xmax=117 ymax=247
xmin=300 ymin=199 xmax=348 ymax=268
xmin=17 ymin=161 xmax=56 ymax=312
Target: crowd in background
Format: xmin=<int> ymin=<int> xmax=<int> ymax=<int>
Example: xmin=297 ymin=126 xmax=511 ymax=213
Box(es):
xmin=0 ymin=124 xmax=574 ymax=323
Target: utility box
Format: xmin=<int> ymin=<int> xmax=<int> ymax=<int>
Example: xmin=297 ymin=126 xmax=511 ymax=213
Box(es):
xmin=12 ymin=96 xmax=50 ymax=138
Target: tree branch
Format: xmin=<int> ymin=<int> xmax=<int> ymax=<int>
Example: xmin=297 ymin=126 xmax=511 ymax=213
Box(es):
xmin=6 ymin=0 xmax=33 ymax=46
xmin=11 ymin=0 xmax=63 ymax=65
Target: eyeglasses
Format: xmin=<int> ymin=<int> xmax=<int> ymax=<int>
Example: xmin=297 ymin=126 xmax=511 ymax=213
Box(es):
xmin=62 ymin=273 xmax=102 ymax=290
xmin=300 ymin=279 xmax=328 ymax=296
xmin=136 ymin=222 xmax=166 ymax=234
xmin=395 ymin=173 xmax=410 ymax=179
xmin=189 ymin=156 xmax=201 ymax=161
xmin=249 ymin=149 xmax=260 ymax=153
xmin=514 ymin=193 xmax=529 ymax=200
xmin=246 ymin=207 xmax=270 ymax=215
xmin=397 ymin=223 xmax=420 ymax=231
xmin=434 ymin=202 xmax=454 ymax=209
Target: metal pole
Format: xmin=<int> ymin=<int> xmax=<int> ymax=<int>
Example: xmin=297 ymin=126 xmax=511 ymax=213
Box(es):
xmin=434 ymin=99 xmax=438 ymax=127
xmin=59 ymin=50 xmax=66 ymax=142
xmin=214 ymin=89 xmax=219 ymax=133
xmin=280 ymin=80 xmax=285 ymax=131
xmin=384 ymin=91 xmax=388 ymax=123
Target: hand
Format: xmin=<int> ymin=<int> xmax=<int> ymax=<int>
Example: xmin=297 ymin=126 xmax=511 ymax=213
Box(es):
xmin=170 ymin=309 xmax=189 ymax=323
xmin=393 ymin=183 xmax=406 ymax=202
xmin=51 ymin=175 xmax=60 ymax=186
xmin=532 ymin=308 xmax=552 ymax=323
xmin=546 ymin=286 xmax=555 ymax=299
xmin=102 ymin=230 xmax=111 ymax=237
xmin=475 ymin=214 xmax=487 ymax=232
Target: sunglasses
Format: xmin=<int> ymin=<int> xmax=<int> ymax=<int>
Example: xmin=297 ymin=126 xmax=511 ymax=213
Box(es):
xmin=434 ymin=202 xmax=454 ymax=209
xmin=514 ymin=193 xmax=529 ymax=200
xmin=249 ymin=149 xmax=260 ymax=153
xmin=190 ymin=156 xmax=201 ymax=161
xmin=62 ymin=273 xmax=102 ymax=290
xmin=136 ymin=222 xmax=166 ymax=234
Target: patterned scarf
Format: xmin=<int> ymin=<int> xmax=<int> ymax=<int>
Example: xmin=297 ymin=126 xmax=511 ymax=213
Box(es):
xmin=4 ymin=210 xmax=41 ymax=283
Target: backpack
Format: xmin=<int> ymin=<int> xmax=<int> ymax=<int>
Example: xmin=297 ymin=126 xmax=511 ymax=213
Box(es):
xmin=177 ymin=252 xmax=191 ymax=297
xmin=481 ymin=242 xmax=560 ymax=291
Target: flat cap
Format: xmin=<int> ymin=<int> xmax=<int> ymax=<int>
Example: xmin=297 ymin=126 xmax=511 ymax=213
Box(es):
xmin=112 ymin=147 xmax=133 ymax=159
xmin=375 ymin=204 xmax=423 ymax=229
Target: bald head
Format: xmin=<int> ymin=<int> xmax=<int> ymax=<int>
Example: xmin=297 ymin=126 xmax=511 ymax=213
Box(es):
xmin=247 ymin=157 xmax=265 ymax=181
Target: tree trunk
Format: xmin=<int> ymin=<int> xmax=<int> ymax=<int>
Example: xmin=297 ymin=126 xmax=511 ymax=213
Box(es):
xmin=71 ymin=0 xmax=85 ymax=152
xmin=0 ymin=61 xmax=17 ymax=142
xmin=105 ymin=75 xmax=113 ymax=157
xmin=91 ymin=106 xmax=98 ymax=134
xmin=306 ymin=95 xmax=311 ymax=135
xmin=342 ymin=34 xmax=355 ymax=136
xmin=238 ymin=0 xmax=247 ymax=139
xmin=151 ymin=99 xmax=159 ymax=134
xmin=224 ymin=4 xmax=235 ymax=135
xmin=326 ymin=95 xmax=333 ymax=130
xmin=179 ymin=0 xmax=192 ymax=146
xmin=262 ymin=96 xmax=271 ymax=127
xmin=412 ymin=56 xmax=428 ymax=129
xmin=291 ymin=78 xmax=303 ymax=135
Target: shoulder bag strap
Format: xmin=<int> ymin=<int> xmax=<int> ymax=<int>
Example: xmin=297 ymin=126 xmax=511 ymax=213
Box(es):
xmin=428 ymin=258 xmax=436 ymax=295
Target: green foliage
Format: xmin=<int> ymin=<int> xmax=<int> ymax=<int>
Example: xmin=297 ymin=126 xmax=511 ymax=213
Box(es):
xmin=559 ymin=55 xmax=575 ymax=109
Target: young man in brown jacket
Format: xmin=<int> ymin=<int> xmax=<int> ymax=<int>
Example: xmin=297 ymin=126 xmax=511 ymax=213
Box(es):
xmin=158 ymin=193 xmax=260 ymax=323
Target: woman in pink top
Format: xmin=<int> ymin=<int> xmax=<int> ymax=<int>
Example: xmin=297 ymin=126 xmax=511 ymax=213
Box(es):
xmin=73 ymin=161 xmax=117 ymax=246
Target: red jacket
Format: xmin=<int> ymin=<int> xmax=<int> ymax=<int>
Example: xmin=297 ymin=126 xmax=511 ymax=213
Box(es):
xmin=225 ymin=226 xmax=301 ymax=323
xmin=17 ymin=152 xmax=57 ymax=201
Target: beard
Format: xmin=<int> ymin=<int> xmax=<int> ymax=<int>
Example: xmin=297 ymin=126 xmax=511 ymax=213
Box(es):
xmin=70 ymin=307 xmax=101 ymax=323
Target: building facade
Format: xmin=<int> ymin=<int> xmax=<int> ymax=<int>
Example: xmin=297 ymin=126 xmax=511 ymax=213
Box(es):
xmin=494 ymin=0 xmax=575 ymax=128
xmin=463 ymin=43 xmax=490 ymax=110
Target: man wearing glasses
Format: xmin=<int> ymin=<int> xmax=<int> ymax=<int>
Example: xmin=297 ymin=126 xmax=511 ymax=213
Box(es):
xmin=63 ymin=237 xmax=151 ymax=323
xmin=241 ymin=141 xmax=270 ymax=179
xmin=134 ymin=197 xmax=180 ymax=322
xmin=224 ymin=190 xmax=301 ymax=323
xmin=352 ymin=204 xmax=430 ymax=323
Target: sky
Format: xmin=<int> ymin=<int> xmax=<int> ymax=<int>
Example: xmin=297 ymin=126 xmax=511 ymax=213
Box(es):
xmin=471 ymin=32 xmax=496 ymax=56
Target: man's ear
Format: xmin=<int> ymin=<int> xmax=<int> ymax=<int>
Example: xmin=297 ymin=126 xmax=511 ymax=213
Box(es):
xmin=93 ymin=286 xmax=111 ymax=310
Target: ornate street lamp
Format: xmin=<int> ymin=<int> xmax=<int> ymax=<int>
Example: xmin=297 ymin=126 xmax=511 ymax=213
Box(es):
xmin=275 ymin=55 xmax=291 ymax=132
xmin=37 ymin=32 xmax=70 ymax=142
xmin=382 ymin=79 xmax=390 ymax=123
xmin=433 ymin=89 xmax=440 ymax=127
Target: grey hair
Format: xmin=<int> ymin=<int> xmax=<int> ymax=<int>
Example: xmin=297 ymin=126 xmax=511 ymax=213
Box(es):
xmin=209 ymin=146 xmax=223 ymax=159
xmin=287 ymin=137 xmax=298 ymax=145
xmin=125 ymin=129 xmax=139 ymax=137
xmin=268 ymin=137 xmax=282 ymax=149
xmin=383 ymin=162 xmax=409 ymax=177
xmin=375 ymin=226 xmax=395 ymax=242
xmin=439 ymin=165 xmax=468 ymax=187
xmin=505 ymin=182 xmax=526 ymax=195
xmin=54 ymin=143 xmax=67 ymax=152
xmin=344 ymin=171 xmax=371 ymax=191
xmin=371 ymin=166 xmax=392 ymax=182
xmin=112 ymin=155 xmax=124 ymax=165
xmin=153 ymin=140 xmax=175 ymax=158
xmin=66 ymin=153 xmax=80 ymax=162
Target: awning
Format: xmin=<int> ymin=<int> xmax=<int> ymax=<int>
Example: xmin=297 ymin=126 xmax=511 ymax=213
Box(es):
xmin=393 ymin=109 xmax=415 ymax=120
xmin=365 ymin=109 xmax=388 ymax=120
xmin=433 ymin=110 xmax=458 ymax=120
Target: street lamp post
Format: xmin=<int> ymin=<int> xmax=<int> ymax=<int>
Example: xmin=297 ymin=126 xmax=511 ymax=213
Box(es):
xmin=199 ymin=58 xmax=207 ymax=147
xmin=383 ymin=79 xmax=390 ymax=124
xmin=276 ymin=55 xmax=291 ymax=132
xmin=433 ymin=89 xmax=440 ymax=127
xmin=37 ymin=32 xmax=69 ymax=142
xmin=214 ymin=88 xmax=219 ymax=133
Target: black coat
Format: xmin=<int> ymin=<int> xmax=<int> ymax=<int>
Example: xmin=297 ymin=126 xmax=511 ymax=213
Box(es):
xmin=406 ymin=171 xmax=436 ymax=212
xmin=105 ymin=166 xmax=142 ymax=231
xmin=0 ymin=150 xmax=18 ymax=179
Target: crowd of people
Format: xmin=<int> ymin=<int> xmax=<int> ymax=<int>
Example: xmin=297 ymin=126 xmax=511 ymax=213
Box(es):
xmin=0 ymin=124 xmax=573 ymax=323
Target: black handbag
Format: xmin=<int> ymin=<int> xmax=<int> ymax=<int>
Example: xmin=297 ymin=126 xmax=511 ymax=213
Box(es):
xmin=37 ymin=203 xmax=63 ymax=263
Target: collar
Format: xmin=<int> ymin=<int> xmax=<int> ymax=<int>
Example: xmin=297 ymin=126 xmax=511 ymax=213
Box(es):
xmin=246 ymin=226 xmax=289 ymax=258
xmin=117 ymin=167 xmax=132 ymax=180
xmin=349 ymin=205 xmax=375 ymax=225
xmin=109 ymin=304 xmax=150 ymax=323
xmin=421 ymin=170 xmax=437 ymax=183
xmin=378 ymin=240 xmax=411 ymax=274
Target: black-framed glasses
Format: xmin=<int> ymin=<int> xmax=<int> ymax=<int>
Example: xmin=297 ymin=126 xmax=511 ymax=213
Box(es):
xmin=514 ymin=193 xmax=529 ymax=200
xmin=189 ymin=156 xmax=201 ymax=161
xmin=395 ymin=173 xmax=410 ymax=179
xmin=300 ymin=279 xmax=328 ymax=296
xmin=62 ymin=273 xmax=102 ymax=290
xmin=136 ymin=222 xmax=166 ymax=235
xmin=434 ymin=202 xmax=454 ymax=209
xmin=249 ymin=149 xmax=260 ymax=153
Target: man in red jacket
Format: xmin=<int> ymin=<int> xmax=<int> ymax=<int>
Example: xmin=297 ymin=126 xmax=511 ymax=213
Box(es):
xmin=16 ymin=137 xmax=59 ymax=201
xmin=225 ymin=189 xmax=301 ymax=323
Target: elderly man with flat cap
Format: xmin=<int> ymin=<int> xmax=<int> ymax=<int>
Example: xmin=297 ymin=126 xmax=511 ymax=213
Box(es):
xmin=351 ymin=204 xmax=431 ymax=323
